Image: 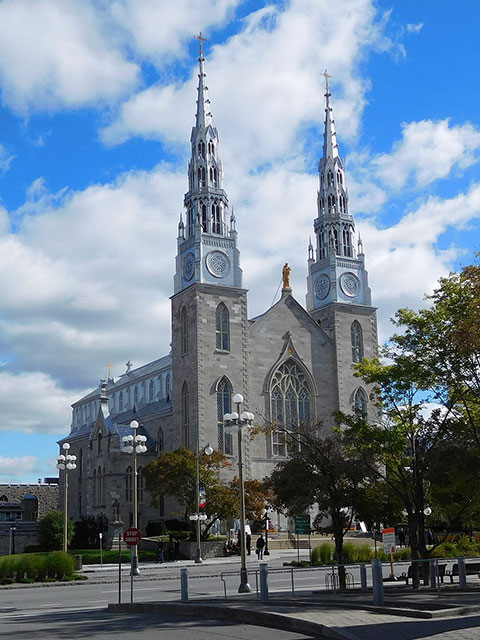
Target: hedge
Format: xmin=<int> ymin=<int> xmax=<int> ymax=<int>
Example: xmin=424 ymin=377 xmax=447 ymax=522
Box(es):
xmin=0 ymin=552 xmax=75 ymax=584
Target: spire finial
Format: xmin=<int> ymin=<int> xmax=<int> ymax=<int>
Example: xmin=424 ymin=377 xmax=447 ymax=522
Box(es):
xmin=322 ymin=69 xmax=332 ymax=93
xmin=194 ymin=32 xmax=208 ymax=60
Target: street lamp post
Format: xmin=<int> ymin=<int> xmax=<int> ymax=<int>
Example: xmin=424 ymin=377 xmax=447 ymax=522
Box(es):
xmin=9 ymin=526 xmax=16 ymax=555
xmin=264 ymin=507 xmax=270 ymax=556
xmin=56 ymin=442 xmax=77 ymax=553
xmin=224 ymin=393 xmax=254 ymax=593
xmin=189 ymin=434 xmax=213 ymax=563
xmin=122 ymin=420 xmax=147 ymax=575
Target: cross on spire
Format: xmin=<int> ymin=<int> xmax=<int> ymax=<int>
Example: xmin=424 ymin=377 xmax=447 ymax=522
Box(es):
xmin=194 ymin=32 xmax=208 ymax=59
xmin=322 ymin=69 xmax=332 ymax=92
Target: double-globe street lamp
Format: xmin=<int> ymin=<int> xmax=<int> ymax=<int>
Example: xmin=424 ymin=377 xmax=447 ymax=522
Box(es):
xmin=122 ymin=420 xmax=147 ymax=575
xmin=224 ymin=393 xmax=254 ymax=593
xmin=56 ymin=442 xmax=77 ymax=553
xmin=189 ymin=437 xmax=214 ymax=563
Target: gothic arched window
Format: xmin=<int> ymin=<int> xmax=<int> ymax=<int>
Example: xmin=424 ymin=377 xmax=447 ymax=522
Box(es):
xmin=182 ymin=382 xmax=190 ymax=447
xmin=78 ymin=448 xmax=83 ymax=477
xmin=165 ymin=373 xmax=171 ymax=400
xmin=119 ymin=391 xmax=123 ymax=411
xmin=270 ymin=359 xmax=312 ymax=457
xmin=215 ymin=303 xmax=230 ymax=351
xmin=134 ymin=386 xmax=139 ymax=407
xmin=351 ymin=320 xmax=364 ymax=363
xmin=354 ymin=388 xmax=368 ymax=417
xmin=97 ymin=432 xmax=102 ymax=454
xmin=157 ymin=426 xmax=164 ymax=454
xmin=211 ymin=204 xmax=220 ymax=234
xmin=181 ymin=306 xmax=189 ymax=355
xmin=149 ymin=379 xmax=154 ymax=402
xmin=201 ymin=204 xmax=207 ymax=230
xmin=328 ymin=170 xmax=334 ymax=187
xmin=217 ymin=377 xmax=232 ymax=455
xmin=125 ymin=466 xmax=133 ymax=502
xmin=93 ymin=469 xmax=97 ymax=503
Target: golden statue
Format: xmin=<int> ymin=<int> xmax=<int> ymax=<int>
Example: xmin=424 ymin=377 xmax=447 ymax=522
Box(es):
xmin=282 ymin=263 xmax=291 ymax=289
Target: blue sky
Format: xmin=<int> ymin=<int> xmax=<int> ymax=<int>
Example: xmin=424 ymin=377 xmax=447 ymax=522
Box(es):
xmin=0 ymin=0 xmax=479 ymax=483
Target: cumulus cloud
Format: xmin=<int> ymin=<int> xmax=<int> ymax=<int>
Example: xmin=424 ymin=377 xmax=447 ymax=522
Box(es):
xmin=0 ymin=454 xmax=39 ymax=481
xmin=101 ymin=0 xmax=389 ymax=167
xmin=0 ymin=0 xmax=139 ymax=113
xmin=372 ymin=119 xmax=480 ymax=189
xmin=0 ymin=371 xmax=77 ymax=434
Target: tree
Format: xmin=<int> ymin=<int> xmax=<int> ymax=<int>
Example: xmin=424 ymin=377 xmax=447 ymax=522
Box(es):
xmin=71 ymin=513 xmax=108 ymax=549
xmin=144 ymin=447 xmax=266 ymax=539
xmin=267 ymin=432 xmax=373 ymax=589
xmin=339 ymin=261 xmax=480 ymax=586
xmin=38 ymin=510 xmax=75 ymax=551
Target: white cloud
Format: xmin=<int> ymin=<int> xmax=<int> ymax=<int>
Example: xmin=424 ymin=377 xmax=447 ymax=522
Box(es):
xmin=0 ymin=144 xmax=15 ymax=172
xmin=0 ymin=0 xmax=139 ymax=112
xmin=0 ymin=454 xmax=39 ymax=481
xmin=109 ymin=0 xmax=239 ymax=63
xmin=102 ymin=0 xmax=389 ymax=167
xmin=406 ymin=22 xmax=424 ymax=34
xmin=0 ymin=371 xmax=77 ymax=434
xmin=373 ymin=119 xmax=480 ymax=189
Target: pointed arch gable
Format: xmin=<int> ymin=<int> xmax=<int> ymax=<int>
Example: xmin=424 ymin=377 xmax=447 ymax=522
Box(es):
xmin=262 ymin=333 xmax=318 ymax=400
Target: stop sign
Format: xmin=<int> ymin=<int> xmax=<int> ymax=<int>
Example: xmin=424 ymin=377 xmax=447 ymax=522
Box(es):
xmin=123 ymin=527 xmax=142 ymax=546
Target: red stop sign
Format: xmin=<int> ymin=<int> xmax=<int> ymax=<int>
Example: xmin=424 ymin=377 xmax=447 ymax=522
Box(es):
xmin=123 ymin=527 xmax=142 ymax=546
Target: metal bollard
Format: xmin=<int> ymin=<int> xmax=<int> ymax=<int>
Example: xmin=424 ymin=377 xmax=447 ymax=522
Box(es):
xmin=259 ymin=562 xmax=269 ymax=601
xmin=458 ymin=558 xmax=467 ymax=588
xmin=180 ymin=567 xmax=189 ymax=602
xmin=360 ymin=563 xmax=367 ymax=591
xmin=371 ymin=558 xmax=384 ymax=606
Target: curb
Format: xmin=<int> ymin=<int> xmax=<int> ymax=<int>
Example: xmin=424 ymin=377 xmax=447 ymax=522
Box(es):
xmin=107 ymin=601 xmax=358 ymax=640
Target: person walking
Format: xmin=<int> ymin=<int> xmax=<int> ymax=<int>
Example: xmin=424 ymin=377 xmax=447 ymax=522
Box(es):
xmin=256 ymin=534 xmax=265 ymax=560
xmin=246 ymin=533 xmax=252 ymax=556
xmin=156 ymin=540 xmax=165 ymax=563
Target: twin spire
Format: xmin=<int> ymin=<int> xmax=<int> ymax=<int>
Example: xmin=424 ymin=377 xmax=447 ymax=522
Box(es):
xmin=194 ymin=32 xmax=213 ymax=130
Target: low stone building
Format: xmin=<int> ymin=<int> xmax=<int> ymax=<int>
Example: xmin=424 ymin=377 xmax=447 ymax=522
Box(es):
xmin=0 ymin=481 xmax=59 ymax=555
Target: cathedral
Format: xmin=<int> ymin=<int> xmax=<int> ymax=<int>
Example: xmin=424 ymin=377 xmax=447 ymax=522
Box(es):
xmin=58 ymin=44 xmax=378 ymax=534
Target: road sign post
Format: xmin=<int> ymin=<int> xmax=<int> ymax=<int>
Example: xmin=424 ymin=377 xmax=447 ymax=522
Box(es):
xmin=123 ymin=527 xmax=142 ymax=602
xmin=294 ymin=515 xmax=311 ymax=563
xmin=382 ymin=527 xmax=397 ymax=580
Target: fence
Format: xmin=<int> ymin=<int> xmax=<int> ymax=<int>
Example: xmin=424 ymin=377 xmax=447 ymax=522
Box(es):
xmin=177 ymin=555 xmax=480 ymax=605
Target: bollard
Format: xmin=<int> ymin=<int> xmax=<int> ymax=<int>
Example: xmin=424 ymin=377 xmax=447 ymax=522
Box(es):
xmin=429 ymin=559 xmax=436 ymax=588
xmin=180 ymin=567 xmax=189 ymax=602
xmin=458 ymin=558 xmax=467 ymax=588
xmin=371 ymin=558 xmax=384 ymax=606
xmin=360 ymin=563 xmax=367 ymax=592
xmin=259 ymin=562 xmax=269 ymax=601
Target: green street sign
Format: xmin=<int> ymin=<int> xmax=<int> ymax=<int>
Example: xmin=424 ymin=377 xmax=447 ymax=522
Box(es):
xmin=295 ymin=514 xmax=311 ymax=534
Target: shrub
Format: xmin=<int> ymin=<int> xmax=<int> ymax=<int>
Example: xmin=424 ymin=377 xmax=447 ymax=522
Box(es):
xmin=146 ymin=520 xmax=167 ymax=537
xmin=312 ymin=543 xmax=334 ymax=565
xmin=167 ymin=530 xmax=191 ymax=541
xmin=38 ymin=510 xmax=75 ymax=551
xmin=45 ymin=552 xmax=75 ymax=579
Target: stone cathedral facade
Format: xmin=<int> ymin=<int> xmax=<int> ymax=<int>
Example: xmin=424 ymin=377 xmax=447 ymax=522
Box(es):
xmin=58 ymin=49 xmax=378 ymax=534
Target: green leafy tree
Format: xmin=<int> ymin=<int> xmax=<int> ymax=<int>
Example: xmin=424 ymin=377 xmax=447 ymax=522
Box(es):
xmin=267 ymin=433 xmax=373 ymax=589
xmin=38 ymin=510 xmax=75 ymax=551
xmin=143 ymin=447 xmax=236 ymax=539
xmin=339 ymin=261 xmax=480 ymax=586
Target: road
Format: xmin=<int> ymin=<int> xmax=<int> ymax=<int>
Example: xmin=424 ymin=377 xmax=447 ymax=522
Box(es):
xmin=0 ymin=608 xmax=316 ymax=640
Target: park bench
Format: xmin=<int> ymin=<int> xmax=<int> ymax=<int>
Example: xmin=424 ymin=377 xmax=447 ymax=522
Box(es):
xmin=446 ymin=562 xmax=480 ymax=583
xmin=402 ymin=563 xmax=447 ymax=585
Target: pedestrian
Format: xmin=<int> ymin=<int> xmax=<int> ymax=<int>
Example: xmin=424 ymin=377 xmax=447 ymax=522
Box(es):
xmin=256 ymin=534 xmax=265 ymax=560
xmin=156 ymin=540 xmax=165 ymax=563
xmin=246 ymin=533 xmax=251 ymax=556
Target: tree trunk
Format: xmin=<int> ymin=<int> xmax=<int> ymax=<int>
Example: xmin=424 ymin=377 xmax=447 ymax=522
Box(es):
xmin=332 ymin=519 xmax=347 ymax=590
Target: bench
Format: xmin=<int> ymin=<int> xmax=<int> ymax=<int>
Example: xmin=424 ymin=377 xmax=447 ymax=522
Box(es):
xmin=402 ymin=563 xmax=447 ymax=585
xmin=446 ymin=562 xmax=480 ymax=583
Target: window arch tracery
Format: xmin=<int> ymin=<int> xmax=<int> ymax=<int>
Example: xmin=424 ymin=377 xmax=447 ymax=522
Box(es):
xmin=351 ymin=320 xmax=364 ymax=363
xmin=215 ymin=303 xmax=230 ymax=351
xmin=354 ymin=388 xmax=368 ymax=417
xmin=270 ymin=359 xmax=312 ymax=457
